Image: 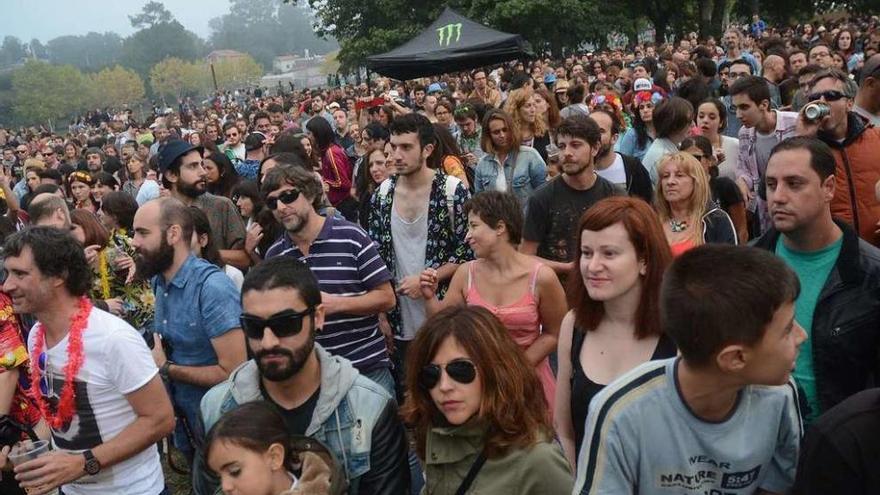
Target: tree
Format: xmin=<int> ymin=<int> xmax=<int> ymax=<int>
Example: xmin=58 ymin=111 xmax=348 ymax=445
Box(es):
xmin=92 ymin=66 xmax=146 ymax=109
xmin=129 ymin=1 xmax=174 ymax=29
xmin=28 ymin=39 xmax=48 ymax=60
xmin=11 ymin=60 xmax=90 ymax=127
xmin=0 ymin=36 xmax=27 ymax=67
xmin=209 ymin=0 xmax=337 ymax=69
xmin=46 ymin=32 xmax=123 ymax=72
xmin=149 ymin=57 xmax=203 ymax=99
xmin=122 ymin=20 xmax=202 ymax=77
xmin=210 ymin=55 xmax=264 ymax=89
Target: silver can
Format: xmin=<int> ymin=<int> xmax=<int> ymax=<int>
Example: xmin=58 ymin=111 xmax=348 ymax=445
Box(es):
xmin=804 ymin=102 xmax=831 ymax=122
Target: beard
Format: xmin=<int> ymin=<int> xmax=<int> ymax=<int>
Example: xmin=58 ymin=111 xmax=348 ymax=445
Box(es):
xmin=278 ymin=209 xmax=308 ymax=235
xmin=562 ymin=159 xmax=590 ymax=176
xmin=595 ymin=143 xmax=613 ymax=161
xmin=255 ymin=332 xmax=315 ymax=382
xmin=178 ymin=178 xmax=207 ymax=198
xmin=134 ymin=235 xmax=175 ymax=280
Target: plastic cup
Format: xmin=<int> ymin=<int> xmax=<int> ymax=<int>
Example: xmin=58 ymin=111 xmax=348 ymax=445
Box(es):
xmin=7 ymin=440 xmax=50 ymax=466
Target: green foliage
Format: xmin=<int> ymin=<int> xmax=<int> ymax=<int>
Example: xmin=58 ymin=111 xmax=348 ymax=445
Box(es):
xmin=0 ymin=36 xmax=27 ymax=67
xmin=91 ymin=66 xmax=146 ymax=109
xmin=121 ymin=21 xmax=201 ymax=78
xmin=208 ymin=0 xmax=337 ymax=69
xmin=11 ymin=60 xmax=91 ymax=126
xmin=46 ymin=32 xmax=123 ymax=72
xmin=149 ymin=58 xmax=204 ymax=99
xmin=129 ymin=1 xmax=174 ymax=29
xmin=211 ymin=55 xmax=264 ymax=89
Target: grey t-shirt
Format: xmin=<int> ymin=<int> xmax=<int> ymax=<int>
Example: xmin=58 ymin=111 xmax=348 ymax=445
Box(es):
xmin=574 ymin=358 xmax=801 ymax=495
xmin=754 ymin=129 xmax=778 ymax=182
xmin=391 ymin=206 xmax=428 ymax=340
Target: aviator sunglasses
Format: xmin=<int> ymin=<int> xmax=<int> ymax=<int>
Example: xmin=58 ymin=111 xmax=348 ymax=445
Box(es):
xmin=808 ymin=90 xmax=847 ymax=102
xmin=240 ymin=308 xmax=315 ymax=339
xmin=265 ymin=189 xmax=301 ymax=210
xmin=419 ymin=359 xmax=477 ymax=390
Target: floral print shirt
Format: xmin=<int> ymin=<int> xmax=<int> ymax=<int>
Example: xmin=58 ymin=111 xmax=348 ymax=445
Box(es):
xmin=367 ymin=172 xmax=472 ymax=336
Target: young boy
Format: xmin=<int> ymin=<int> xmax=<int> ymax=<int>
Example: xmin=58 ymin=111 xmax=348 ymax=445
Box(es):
xmin=573 ymin=244 xmax=805 ymax=495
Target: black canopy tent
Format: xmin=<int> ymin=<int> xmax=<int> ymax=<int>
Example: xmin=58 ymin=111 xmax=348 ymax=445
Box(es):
xmin=366 ymin=8 xmax=534 ymax=81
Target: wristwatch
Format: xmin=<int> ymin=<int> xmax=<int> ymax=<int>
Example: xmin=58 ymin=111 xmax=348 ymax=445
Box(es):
xmin=159 ymin=361 xmax=174 ymax=381
xmin=82 ymin=449 xmax=101 ymax=475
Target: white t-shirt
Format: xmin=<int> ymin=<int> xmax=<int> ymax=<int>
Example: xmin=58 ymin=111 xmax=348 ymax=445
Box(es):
xmin=224 ymin=264 xmax=244 ymax=291
xmin=28 ymin=308 xmax=163 ymax=495
xmin=596 ymin=153 xmax=628 ymax=192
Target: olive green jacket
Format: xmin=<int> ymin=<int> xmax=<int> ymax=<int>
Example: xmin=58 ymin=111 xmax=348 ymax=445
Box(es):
xmin=421 ymin=420 xmax=574 ymax=494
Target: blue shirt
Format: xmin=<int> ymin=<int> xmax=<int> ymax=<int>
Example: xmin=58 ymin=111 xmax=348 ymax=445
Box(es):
xmin=152 ymin=255 xmax=241 ymax=428
xmin=265 ymin=215 xmax=394 ymax=371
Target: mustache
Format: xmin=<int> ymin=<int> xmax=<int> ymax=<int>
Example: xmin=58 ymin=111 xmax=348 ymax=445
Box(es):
xmin=256 ymin=347 xmax=294 ymax=360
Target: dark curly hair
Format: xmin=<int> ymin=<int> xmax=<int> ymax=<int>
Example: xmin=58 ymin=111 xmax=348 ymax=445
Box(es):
xmin=3 ymin=226 xmax=92 ymax=296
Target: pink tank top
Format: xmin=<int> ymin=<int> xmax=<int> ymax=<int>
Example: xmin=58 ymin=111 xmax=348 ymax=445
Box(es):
xmin=670 ymin=238 xmax=697 ymax=257
xmin=464 ymin=260 xmax=542 ymax=348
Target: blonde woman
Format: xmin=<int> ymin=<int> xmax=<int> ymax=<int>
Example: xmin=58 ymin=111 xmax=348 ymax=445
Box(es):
xmin=655 ymin=152 xmax=737 ymax=257
xmin=505 ymin=88 xmax=552 ymax=163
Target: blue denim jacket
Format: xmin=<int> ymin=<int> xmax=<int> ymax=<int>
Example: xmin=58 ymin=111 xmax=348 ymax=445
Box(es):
xmin=474 ymin=145 xmax=546 ymax=207
xmin=198 ymin=345 xmax=393 ymax=495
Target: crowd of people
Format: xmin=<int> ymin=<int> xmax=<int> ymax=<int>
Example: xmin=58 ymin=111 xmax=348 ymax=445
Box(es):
xmin=0 ymin=14 xmax=878 ymax=495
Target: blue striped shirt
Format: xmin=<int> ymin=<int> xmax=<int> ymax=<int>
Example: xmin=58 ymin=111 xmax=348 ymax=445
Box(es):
xmin=264 ymin=215 xmax=393 ymax=371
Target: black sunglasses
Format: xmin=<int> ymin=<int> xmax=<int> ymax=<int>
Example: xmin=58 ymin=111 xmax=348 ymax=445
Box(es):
xmin=419 ymin=359 xmax=477 ymax=390
xmin=266 ymin=189 xmax=300 ymax=210
xmin=240 ymin=308 xmax=315 ymax=340
xmin=808 ymin=90 xmax=847 ymax=102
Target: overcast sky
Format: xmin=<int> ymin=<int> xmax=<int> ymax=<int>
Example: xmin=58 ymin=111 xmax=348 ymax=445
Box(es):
xmin=2 ymin=0 xmax=232 ymax=42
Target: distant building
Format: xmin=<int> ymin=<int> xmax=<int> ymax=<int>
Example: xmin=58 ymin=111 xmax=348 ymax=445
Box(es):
xmin=273 ymin=55 xmax=300 ymax=73
xmin=206 ymin=50 xmax=249 ymax=64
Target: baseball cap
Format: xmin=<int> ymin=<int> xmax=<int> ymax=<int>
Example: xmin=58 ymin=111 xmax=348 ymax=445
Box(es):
xmin=245 ymin=132 xmax=266 ymax=151
xmin=427 ymin=83 xmax=443 ymax=94
xmin=157 ymin=140 xmax=203 ymax=173
xmin=544 ymin=73 xmax=557 ymax=84
xmin=555 ymin=80 xmax=571 ymax=93
xmin=633 ymin=78 xmax=654 ymax=92
xmin=327 ymin=101 xmax=341 ymax=111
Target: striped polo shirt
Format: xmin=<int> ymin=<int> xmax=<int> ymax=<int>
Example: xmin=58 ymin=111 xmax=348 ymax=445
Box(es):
xmin=265 ymin=215 xmax=393 ymax=371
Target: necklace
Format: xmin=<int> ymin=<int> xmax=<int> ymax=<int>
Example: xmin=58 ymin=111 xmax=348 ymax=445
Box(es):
xmin=29 ymin=297 xmax=92 ymax=430
xmin=670 ymin=218 xmax=689 ymax=233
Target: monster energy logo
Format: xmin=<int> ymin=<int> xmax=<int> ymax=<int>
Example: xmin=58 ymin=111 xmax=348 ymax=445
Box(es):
xmin=437 ymin=23 xmax=462 ymax=46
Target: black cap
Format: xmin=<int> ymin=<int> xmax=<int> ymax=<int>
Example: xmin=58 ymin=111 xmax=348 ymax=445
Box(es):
xmin=245 ymin=132 xmax=266 ymax=151
xmin=157 ymin=140 xmax=203 ymax=173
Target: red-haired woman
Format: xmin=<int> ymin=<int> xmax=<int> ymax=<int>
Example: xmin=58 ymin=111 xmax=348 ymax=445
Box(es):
xmin=554 ymin=196 xmax=676 ymax=467
xmin=402 ymin=306 xmax=573 ymax=494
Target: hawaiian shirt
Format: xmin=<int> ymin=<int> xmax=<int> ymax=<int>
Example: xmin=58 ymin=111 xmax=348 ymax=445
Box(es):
xmin=0 ymin=291 xmax=40 ymax=434
xmin=367 ymin=172 xmax=472 ymax=336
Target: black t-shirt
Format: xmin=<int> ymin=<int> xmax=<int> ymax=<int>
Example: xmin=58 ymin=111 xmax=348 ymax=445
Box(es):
xmin=523 ymin=174 xmax=617 ymax=263
xmin=710 ymin=176 xmax=743 ymax=212
xmin=792 ymin=388 xmax=880 ymax=495
xmin=263 ymin=385 xmax=321 ymax=436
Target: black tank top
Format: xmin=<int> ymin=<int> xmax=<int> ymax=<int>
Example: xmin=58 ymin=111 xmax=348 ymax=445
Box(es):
xmin=569 ymin=328 xmax=677 ymax=454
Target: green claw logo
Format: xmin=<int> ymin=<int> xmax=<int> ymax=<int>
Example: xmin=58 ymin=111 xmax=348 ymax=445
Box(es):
xmin=437 ymin=23 xmax=462 ymax=46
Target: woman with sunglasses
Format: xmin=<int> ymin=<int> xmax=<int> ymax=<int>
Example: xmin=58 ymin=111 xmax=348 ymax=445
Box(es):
xmin=67 ymin=170 xmax=99 ymax=213
xmin=420 ymin=191 xmax=566 ymax=417
xmin=554 ymin=196 xmax=675 ymax=468
xmin=402 ymin=306 xmax=573 ymax=494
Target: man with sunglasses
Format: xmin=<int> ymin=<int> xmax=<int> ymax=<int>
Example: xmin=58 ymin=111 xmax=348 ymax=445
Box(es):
xmin=797 ymin=68 xmax=880 ymax=247
xmin=197 ymin=257 xmax=409 ymax=495
xmin=262 ymin=164 xmax=397 ymax=393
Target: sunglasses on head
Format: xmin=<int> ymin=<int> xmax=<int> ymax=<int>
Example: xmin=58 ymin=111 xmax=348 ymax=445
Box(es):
xmin=266 ymin=189 xmax=301 ymax=210
xmin=419 ymin=359 xmax=477 ymax=390
xmin=808 ymin=90 xmax=847 ymax=102
xmin=240 ymin=308 xmax=315 ymax=340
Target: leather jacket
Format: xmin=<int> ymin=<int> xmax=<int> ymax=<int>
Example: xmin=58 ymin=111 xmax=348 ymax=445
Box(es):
xmin=753 ymin=220 xmax=880 ymax=415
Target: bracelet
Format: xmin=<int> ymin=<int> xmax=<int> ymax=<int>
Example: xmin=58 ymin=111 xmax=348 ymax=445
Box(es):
xmin=159 ymin=361 xmax=174 ymax=381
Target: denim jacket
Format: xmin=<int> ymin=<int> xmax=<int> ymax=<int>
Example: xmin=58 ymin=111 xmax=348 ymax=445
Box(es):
xmin=198 ymin=345 xmax=401 ymax=495
xmin=474 ymin=145 xmax=546 ymax=207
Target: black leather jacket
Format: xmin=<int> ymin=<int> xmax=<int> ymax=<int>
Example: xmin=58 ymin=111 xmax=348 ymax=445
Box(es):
xmin=753 ymin=220 xmax=880 ymax=415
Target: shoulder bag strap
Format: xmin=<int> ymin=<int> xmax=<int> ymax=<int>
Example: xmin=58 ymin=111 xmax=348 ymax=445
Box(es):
xmin=455 ymin=451 xmax=488 ymax=495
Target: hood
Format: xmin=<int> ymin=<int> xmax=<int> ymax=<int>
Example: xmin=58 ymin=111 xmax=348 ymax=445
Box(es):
xmin=226 ymin=344 xmax=359 ymax=434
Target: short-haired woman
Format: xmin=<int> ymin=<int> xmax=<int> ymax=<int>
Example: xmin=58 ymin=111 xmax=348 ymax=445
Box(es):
xmin=554 ymin=196 xmax=676 ymax=467
xmin=402 ymin=306 xmax=573 ymax=494
xmin=420 ymin=191 xmax=567 ymax=417
xmin=655 ymin=151 xmax=738 ymax=257
xmin=641 ymin=96 xmax=694 ymax=185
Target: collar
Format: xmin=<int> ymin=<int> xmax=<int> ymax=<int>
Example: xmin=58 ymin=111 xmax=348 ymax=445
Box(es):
xmin=164 ymin=253 xmax=200 ymax=289
xmin=753 ymin=218 xmax=863 ymax=285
